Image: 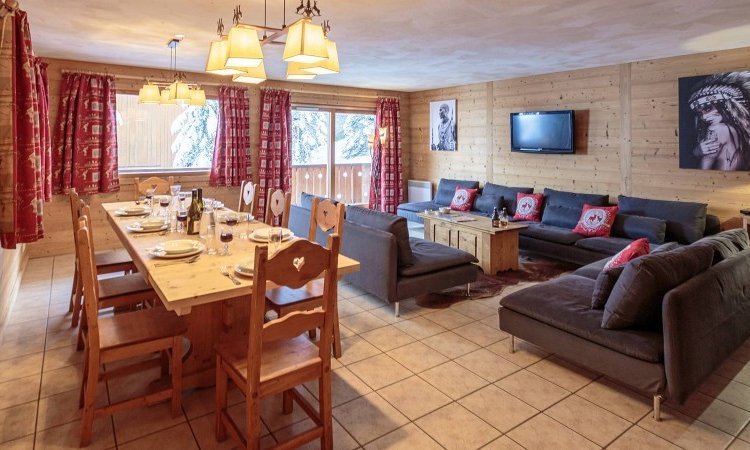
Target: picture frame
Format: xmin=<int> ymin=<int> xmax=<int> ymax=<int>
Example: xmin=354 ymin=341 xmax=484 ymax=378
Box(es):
xmin=430 ymin=99 xmax=457 ymax=151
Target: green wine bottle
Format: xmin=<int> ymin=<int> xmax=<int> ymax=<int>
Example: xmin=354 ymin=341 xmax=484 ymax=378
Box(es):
xmin=187 ymin=189 xmax=201 ymax=235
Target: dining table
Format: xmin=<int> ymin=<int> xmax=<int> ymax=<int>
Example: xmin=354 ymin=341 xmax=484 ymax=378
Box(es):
xmin=102 ymin=201 xmax=360 ymax=388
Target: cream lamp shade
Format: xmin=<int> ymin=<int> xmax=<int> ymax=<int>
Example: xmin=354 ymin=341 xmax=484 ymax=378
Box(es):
xmin=189 ymin=89 xmax=207 ymax=106
xmin=226 ymin=24 xmax=263 ymax=68
xmin=286 ymin=62 xmax=317 ymax=80
xmin=300 ymin=39 xmax=339 ymax=75
xmin=160 ymin=87 xmax=177 ymax=105
xmin=206 ymin=38 xmax=244 ymax=75
xmin=283 ymin=18 xmax=328 ymax=64
xmin=232 ymin=62 xmax=267 ymax=84
xmin=140 ymin=84 xmax=161 ymax=104
xmin=168 ymin=81 xmax=192 ymax=103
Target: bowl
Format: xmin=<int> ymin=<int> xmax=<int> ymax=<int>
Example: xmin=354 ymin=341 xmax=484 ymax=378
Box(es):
xmin=439 ymin=207 xmax=451 ymax=214
xmin=160 ymin=240 xmax=197 ymax=254
xmin=123 ymin=205 xmax=146 ymax=214
xmin=138 ymin=219 xmax=166 ymax=230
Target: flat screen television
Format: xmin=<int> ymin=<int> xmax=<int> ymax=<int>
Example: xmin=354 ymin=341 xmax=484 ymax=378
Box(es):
xmin=510 ymin=110 xmax=575 ymax=154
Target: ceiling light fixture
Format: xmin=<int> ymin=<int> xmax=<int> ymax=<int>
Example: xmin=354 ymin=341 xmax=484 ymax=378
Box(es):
xmin=139 ymin=36 xmax=207 ymax=107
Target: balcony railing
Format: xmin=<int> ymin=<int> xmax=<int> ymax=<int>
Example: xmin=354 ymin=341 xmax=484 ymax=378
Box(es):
xmin=291 ymin=163 xmax=371 ymax=205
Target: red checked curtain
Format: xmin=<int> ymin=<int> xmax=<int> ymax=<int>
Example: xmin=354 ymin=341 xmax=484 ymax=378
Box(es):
xmin=257 ymin=88 xmax=291 ymax=220
xmin=209 ymin=86 xmax=250 ymax=187
xmin=52 ymin=72 xmax=119 ymax=195
xmin=369 ymin=97 xmax=404 ymax=214
xmin=0 ymin=10 xmax=51 ymax=249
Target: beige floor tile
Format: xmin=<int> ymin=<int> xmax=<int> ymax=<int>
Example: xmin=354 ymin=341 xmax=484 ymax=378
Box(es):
xmin=0 ymin=374 xmax=40 ymax=410
xmin=675 ymin=391 xmax=750 ymax=436
xmin=638 ymin=406 xmax=734 ymax=449
xmin=119 ymin=422 xmax=198 ymax=449
xmin=337 ymin=299 xmax=366 ymax=318
xmin=452 ymin=322 xmax=508 ymax=347
xmin=715 ymin=358 xmax=750 ymax=386
xmin=0 ymin=402 xmax=37 ymax=444
xmin=0 ymin=434 xmax=34 ymax=450
xmin=1 ymin=318 xmax=47 ymax=342
xmin=0 ymin=352 xmax=43 ymax=383
xmin=739 ymin=421 xmax=750 ymax=442
xmin=421 ymin=309 xmax=473 ymax=330
xmin=113 ymin=402 xmax=186 ymax=444
xmin=608 ymin=425 xmax=681 ymax=450
xmin=415 ymin=402 xmax=500 ymax=450
xmin=459 ymin=384 xmax=538 ymax=433
xmin=47 ymin=314 xmax=74 ymax=334
xmin=305 ymin=366 xmax=373 ymax=407
xmin=455 ymin=348 xmax=521 ymax=382
xmin=495 ymin=369 xmax=570 ymax=410
xmin=577 ymin=377 xmax=652 ymax=422
xmin=348 ymin=354 xmax=412 ymax=390
xmin=392 ymin=316 xmax=446 ymax=340
xmin=7 ymin=306 xmax=49 ymax=325
xmin=338 ymin=283 xmax=367 ymax=300
xmin=364 ymin=423 xmax=442 ymax=450
xmin=340 ymin=311 xmax=389 ymax=334
xmin=106 ymin=366 xmax=163 ymax=404
xmin=333 ymin=392 xmax=409 ymax=445
xmin=377 ymin=376 xmax=451 ymax=420
xmin=507 ymin=413 xmax=598 ymax=450
xmin=422 ymin=331 xmax=480 ymax=359
xmin=182 ymin=385 xmax=244 ymax=420
xmin=481 ymin=436 xmax=525 ymax=450
xmin=35 ymin=417 xmax=116 ymax=450
xmin=486 ymin=339 xmax=549 ymax=368
xmin=48 ymin=302 xmax=72 ymax=318
xmin=260 ymin=391 xmax=318 ymax=432
xmin=348 ymin=294 xmax=387 ymax=311
xmin=546 ymin=394 xmax=631 ymax=446
xmin=730 ymin=438 xmax=750 ymax=449
xmin=337 ymin=335 xmax=382 ymax=365
xmin=273 ymin=417 xmax=358 ymax=450
xmin=449 ymin=300 xmax=498 ymax=321
xmin=700 ymin=374 xmax=750 ymax=415
xmin=42 ymin=345 xmax=83 ymax=372
xmin=419 ymin=361 xmax=488 ymax=400
xmin=40 ymin=364 xmax=83 ymax=398
xmin=368 ymin=304 xmax=414 ymax=324
xmin=189 ymin=414 xmax=239 ymax=450
xmin=219 ymin=402 xmax=272 ymax=438
xmin=386 ymin=342 xmax=449 ymax=374
xmin=45 ymin=327 xmax=79 ymax=351
xmin=360 ymin=326 xmax=416 ymax=352
xmin=0 ymin=333 xmax=46 ymax=360
xmin=37 ymin=384 xmax=108 ymax=431
xmin=527 ymin=355 xmax=598 ymax=391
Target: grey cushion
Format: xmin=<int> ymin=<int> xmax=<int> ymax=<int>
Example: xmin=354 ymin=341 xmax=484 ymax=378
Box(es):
xmin=482 ymin=183 xmax=533 ymax=216
xmin=346 ymin=206 xmax=414 ymax=266
xmin=300 ymin=192 xmax=337 ymax=210
xmin=591 ymin=266 xmax=624 ymax=309
xmin=397 ymin=201 xmax=442 ymax=213
xmin=574 ymin=258 xmax=612 ymax=280
xmin=574 ymin=237 xmax=635 ymax=255
xmin=611 ymin=214 xmax=667 ymax=244
xmin=652 ymin=242 xmax=680 ymax=253
xmin=501 ymin=275 xmax=663 ymax=362
xmin=398 ymin=238 xmax=478 ymax=277
xmin=434 ymin=179 xmax=479 ymax=206
xmin=474 ymin=194 xmax=503 ymax=215
xmin=617 ymin=195 xmax=708 ymax=244
xmin=602 ymin=245 xmax=714 ymax=330
xmin=541 ymin=188 xmax=609 ymax=229
xmin=693 ymin=229 xmax=750 ymax=264
xmin=520 ymin=224 xmax=584 ymax=245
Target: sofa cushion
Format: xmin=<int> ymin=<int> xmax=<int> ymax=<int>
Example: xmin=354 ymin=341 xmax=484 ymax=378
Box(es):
xmin=300 ymin=192 xmax=338 ymax=210
xmin=346 ymin=206 xmax=415 ymax=266
xmin=611 ymin=214 xmax=667 ymax=244
xmin=572 ymin=241 xmax=679 ymax=280
xmin=450 ymin=186 xmax=478 ymax=212
xmin=541 ymin=188 xmax=610 ymax=229
xmin=617 ymin=195 xmax=707 ymax=244
xmin=693 ymin=229 xmax=750 ymax=264
xmin=601 ymin=245 xmax=714 ymax=330
xmin=519 ymin=223 xmax=584 ymax=245
xmin=501 ymin=275 xmax=663 ymax=362
xmin=398 ymin=238 xmax=478 ymax=277
xmin=514 ymin=193 xmax=544 ymax=222
xmin=397 ymin=201 xmax=442 ymax=213
xmin=482 ymin=183 xmax=533 ymax=216
xmin=573 ymin=204 xmax=619 ymax=237
xmin=604 ymin=238 xmax=650 ymax=270
xmin=473 ymin=193 xmax=503 ymax=215
xmin=575 ymin=237 xmax=636 ymax=255
xmin=591 ymin=266 xmax=624 ymax=309
xmin=434 ymin=179 xmax=480 ymax=206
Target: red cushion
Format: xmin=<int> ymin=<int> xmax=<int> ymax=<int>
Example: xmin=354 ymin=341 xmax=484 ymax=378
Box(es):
xmin=604 ymin=237 xmax=650 ymax=270
xmin=450 ymin=186 xmax=478 ymax=212
xmin=514 ymin=193 xmax=544 ymax=222
xmin=573 ymin=204 xmax=619 ymax=237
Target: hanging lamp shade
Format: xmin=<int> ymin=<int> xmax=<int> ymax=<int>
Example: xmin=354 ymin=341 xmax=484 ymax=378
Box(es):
xmin=140 ymin=84 xmax=161 ymax=104
xmin=189 ymin=88 xmax=207 ymax=106
xmin=225 ymin=24 xmax=263 ymax=68
xmin=300 ymin=39 xmax=339 ymax=75
xmin=283 ymin=18 xmax=328 ymax=64
xmin=160 ymin=87 xmax=176 ymax=105
xmin=168 ymin=81 xmax=192 ymax=103
xmin=286 ymin=62 xmax=317 ymax=80
xmin=206 ymin=38 xmax=244 ymax=75
xmin=232 ymin=62 xmax=267 ymax=84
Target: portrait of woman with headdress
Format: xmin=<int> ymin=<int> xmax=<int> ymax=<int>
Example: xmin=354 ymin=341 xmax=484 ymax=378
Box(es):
xmin=679 ymin=71 xmax=750 ymax=171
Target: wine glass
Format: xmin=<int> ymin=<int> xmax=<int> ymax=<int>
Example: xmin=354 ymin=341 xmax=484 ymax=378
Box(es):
xmin=159 ymin=196 xmax=170 ymax=218
xmin=239 ymin=213 xmax=253 ymax=239
xmin=170 ymin=184 xmax=181 ymax=197
xmin=269 ymin=227 xmax=283 ymax=255
xmin=145 ymin=186 xmax=156 ymax=214
xmin=175 ymin=208 xmax=188 ymax=234
xmin=219 ymin=225 xmax=233 ymax=256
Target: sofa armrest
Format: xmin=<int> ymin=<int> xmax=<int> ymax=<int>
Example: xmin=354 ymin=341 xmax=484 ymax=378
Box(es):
xmin=341 ymin=221 xmax=398 ymax=303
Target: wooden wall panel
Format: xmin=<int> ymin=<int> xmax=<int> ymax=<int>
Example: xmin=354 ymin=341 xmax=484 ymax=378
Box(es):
xmin=0 ymin=245 xmax=27 ymax=333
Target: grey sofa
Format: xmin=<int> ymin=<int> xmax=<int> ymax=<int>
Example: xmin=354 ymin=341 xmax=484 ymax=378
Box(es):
xmin=498 ymin=228 xmax=750 ymax=417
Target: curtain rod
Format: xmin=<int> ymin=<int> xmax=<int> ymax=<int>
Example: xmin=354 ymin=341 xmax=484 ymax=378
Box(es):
xmin=60 ymin=69 xmax=226 ymax=87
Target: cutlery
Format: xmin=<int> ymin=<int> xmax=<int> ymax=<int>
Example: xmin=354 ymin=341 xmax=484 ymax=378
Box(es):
xmin=220 ymin=266 xmax=242 ymax=285
xmin=132 ymin=230 xmax=168 ymax=238
xmin=153 ymin=254 xmax=200 ymax=267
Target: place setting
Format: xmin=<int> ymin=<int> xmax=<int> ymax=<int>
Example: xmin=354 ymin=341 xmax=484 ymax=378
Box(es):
xmin=147 ymin=239 xmax=206 ymax=267
xmin=113 ymin=204 xmax=152 ymax=218
xmin=126 ymin=217 xmax=170 ymax=237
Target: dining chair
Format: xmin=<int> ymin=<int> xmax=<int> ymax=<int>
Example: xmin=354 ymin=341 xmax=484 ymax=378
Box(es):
xmin=238 ymin=180 xmax=259 ymax=215
xmin=264 ymin=189 xmax=291 ymax=228
xmin=133 ymin=176 xmax=174 ymax=199
xmin=215 ymin=235 xmax=340 ymax=450
xmin=76 ymin=219 xmax=187 ymax=447
xmin=68 ymin=189 xmax=135 ymax=327
xmin=265 ymin=197 xmax=345 ymax=357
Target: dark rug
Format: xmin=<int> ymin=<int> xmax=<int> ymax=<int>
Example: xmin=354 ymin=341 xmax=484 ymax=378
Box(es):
xmin=415 ymin=253 xmax=579 ymax=309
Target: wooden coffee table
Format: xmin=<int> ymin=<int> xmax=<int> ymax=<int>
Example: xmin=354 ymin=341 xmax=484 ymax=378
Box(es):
xmin=417 ymin=212 xmax=527 ymax=274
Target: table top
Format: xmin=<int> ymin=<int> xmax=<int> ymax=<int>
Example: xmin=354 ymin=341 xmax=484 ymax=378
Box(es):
xmin=103 ymin=201 xmax=360 ymax=315
xmin=417 ymin=211 xmax=528 ymax=234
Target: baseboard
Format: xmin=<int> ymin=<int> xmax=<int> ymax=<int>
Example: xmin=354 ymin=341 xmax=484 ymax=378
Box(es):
xmin=0 ymin=247 xmax=29 ymax=340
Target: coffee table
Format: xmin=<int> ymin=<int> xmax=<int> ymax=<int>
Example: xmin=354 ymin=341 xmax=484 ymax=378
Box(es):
xmin=417 ymin=212 xmax=527 ymax=274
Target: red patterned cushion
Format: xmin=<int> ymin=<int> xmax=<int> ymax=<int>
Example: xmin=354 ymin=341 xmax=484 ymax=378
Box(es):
xmin=573 ymin=204 xmax=619 ymax=237
xmin=514 ymin=193 xmax=544 ymax=222
xmin=604 ymin=237 xmax=650 ymax=270
xmin=450 ymin=186 xmax=478 ymax=212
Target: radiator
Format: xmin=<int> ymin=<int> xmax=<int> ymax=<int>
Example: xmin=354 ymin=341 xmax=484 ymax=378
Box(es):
xmin=407 ymin=180 xmax=432 ymax=202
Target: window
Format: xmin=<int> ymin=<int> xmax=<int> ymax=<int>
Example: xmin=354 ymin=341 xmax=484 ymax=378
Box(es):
xmin=291 ymin=107 xmax=375 ymax=205
xmin=115 ymin=93 xmax=219 ymax=171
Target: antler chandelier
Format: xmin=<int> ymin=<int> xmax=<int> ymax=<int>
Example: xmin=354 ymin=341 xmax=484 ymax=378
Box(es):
xmin=205 ymin=0 xmax=340 ymax=84
xmin=139 ymin=36 xmax=207 ymax=106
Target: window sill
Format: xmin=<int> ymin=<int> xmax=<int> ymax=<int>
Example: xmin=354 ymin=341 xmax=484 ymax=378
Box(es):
xmin=119 ymin=168 xmax=211 ymax=178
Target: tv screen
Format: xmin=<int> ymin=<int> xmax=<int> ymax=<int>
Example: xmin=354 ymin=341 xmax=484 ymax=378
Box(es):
xmin=510 ymin=110 xmax=575 ymax=154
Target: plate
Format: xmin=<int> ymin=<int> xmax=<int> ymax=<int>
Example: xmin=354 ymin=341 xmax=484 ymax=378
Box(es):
xmin=251 ymin=228 xmax=293 ymax=241
xmin=147 ymin=242 xmax=205 ymax=259
xmin=138 ymin=219 xmax=168 ymax=230
xmin=159 ymin=239 xmax=201 ymax=254
xmin=234 ymin=258 xmax=254 ymax=277
xmin=123 ymin=205 xmax=147 ymax=214
xmin=115 ymin=208 xmax=151 ymax=217
xmin=127 ymin=223 xmax=168 ymax=233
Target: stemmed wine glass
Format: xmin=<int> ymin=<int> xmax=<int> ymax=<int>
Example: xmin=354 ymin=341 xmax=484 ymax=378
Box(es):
xmin=219 ymin=225 xmax=233 ymax=256
xmin=159 ymin=196 xmax=170 ymax=219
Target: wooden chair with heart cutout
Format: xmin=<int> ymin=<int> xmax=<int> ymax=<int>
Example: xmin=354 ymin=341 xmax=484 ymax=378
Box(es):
xmin=264 ymin=189 xmax=291 ymax=228
xmin=237 ymin=180 xmax=259 ymax=215
xmin=265 ymin=197 xmax=346 ymax=358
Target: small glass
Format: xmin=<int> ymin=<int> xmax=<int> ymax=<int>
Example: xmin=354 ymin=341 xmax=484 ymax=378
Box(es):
xmin=219 ymin=225 xmax=233 ymax=256
xmin=175 ymin=209 xmax=188 ymax=234
xmin=238 ymin=213 xmax=253 ymax=239
xmin=145 ymin=187 xmax=156 ymax=214
xmin=269 ymin=227 xmax=283 ymax=255
xmin=170 ymin=184 xmax=181 ymax=197
xmin=159 ymin=196 xmax=170 ymax=218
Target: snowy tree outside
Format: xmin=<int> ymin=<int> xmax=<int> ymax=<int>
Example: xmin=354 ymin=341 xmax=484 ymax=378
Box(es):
xmin=171 ymin=100 xmax=219 ymax=168
xmin=291 ymin=110 xmax=374 ymax=166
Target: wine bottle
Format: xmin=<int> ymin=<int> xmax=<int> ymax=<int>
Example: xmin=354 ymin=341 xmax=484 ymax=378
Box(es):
xmin=187 ymin=189 xmax=201 ymax=235
xmin=491 ymin=207 xmax=500 ymax=228
xmin=196 ymin=188 xmax=204 ymax=216
xmin=500 ymin=207 xmax=509 ymax=228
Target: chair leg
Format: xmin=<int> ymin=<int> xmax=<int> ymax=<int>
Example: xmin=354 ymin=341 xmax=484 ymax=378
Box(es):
xmin=247 ymin=388 xmax=262 ymax=449
xmin=319 ymin=368 xmax=333 ymax=450
xmin=79 ymin=349 xmax=89 ymax=408
xmin=394 ymin=301 xmax=400 ymax=318
xmin=79 ymin=354 xmax=99 ymax=447
xmin=653 ymin=394 xmax=664 ymax=421
xmin=282 ymin=389 xmax=293 ymax=415
xmin=170 ymin=337 xmax=182 ymax=417
xmin=332 ymin=301 xmax=342 ymax=359
xmin=71 ymin=274 xmax=83 ymax=327
xmin=467 ymin=283 xmax=471 ymax=297
xmin=215 ymin=355 xmax=228 ymax=442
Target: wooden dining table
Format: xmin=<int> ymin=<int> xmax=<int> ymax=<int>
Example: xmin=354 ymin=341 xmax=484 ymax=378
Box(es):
xmin=102 ymin=201 xmax=360 ymax=388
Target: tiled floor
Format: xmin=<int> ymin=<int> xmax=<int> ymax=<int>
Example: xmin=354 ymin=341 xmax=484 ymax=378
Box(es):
xmin=3 ymin=255 xmax=750 ymax=449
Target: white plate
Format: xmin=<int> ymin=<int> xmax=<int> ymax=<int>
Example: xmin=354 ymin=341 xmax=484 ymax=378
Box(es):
xmin=234 ymin=259 xmax=254 ymax=277
xmin=147 ymin=242 xmax=205 ymax=259
xmin=115 ymin=208 xmax=151 ymax=217
xmin=123 ymin=205 xmax=147 ymax=214
xmin=138 ymin=219 xmax=168 ymax=229
xmin=159 ymin=240 xmax=201 ymax=254
xmin=251 ymin=228 xmax=293 ymax=241
xmin=127 ymin=223 xmax=168 ymax=233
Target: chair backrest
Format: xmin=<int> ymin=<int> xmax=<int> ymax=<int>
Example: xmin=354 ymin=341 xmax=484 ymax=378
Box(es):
xmin=134 ymin=176 xmax=174 ymax=199
xmin=69 ymin=189 xmax=82 ymax=257
xmin=309 ymin=198 xmax=345 ymax=244
xmin=264 ymin=189 xmax=291 ymax=228
xmin=76 ymin=218 xmax=101 ymax=353
xmin=238 ymin=180 xmax=259 ymax=215
xmin=246 ymin=235 xmax=340 ymax=387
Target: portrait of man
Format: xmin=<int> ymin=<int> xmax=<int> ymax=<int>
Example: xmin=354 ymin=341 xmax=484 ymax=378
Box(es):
xmin=679 ymin=71 xmax=750 ymax=171
xmin=430 ymin=99 xmax=457 ymax=151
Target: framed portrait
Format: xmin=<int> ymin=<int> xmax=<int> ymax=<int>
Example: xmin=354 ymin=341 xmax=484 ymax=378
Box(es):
xmin=430 ymin=99 xmax=457 ymax=151
xmin=679 ymin=71 xmax=750 ymax=171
